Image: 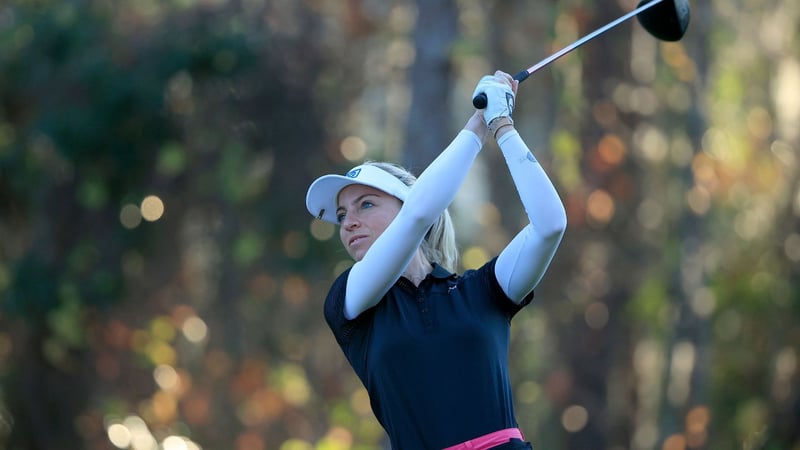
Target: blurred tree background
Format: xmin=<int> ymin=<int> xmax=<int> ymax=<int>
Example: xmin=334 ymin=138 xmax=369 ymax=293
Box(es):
xmin=0 ymin=0 xmax=798 ymax=449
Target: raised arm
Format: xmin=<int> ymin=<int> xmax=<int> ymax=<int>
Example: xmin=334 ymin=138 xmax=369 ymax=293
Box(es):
xmin=494 ymin=128 xmax=567 ymax=303
xmin=343 ymin=114 xmax=487 ymax=319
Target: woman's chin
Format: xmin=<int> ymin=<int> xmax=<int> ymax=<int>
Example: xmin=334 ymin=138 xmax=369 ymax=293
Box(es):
xmin=348 ymin=243 xmax=370 ymax=262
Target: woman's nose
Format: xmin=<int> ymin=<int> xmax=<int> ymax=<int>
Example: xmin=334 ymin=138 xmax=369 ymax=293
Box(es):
xmin=342 ymin=214 xmax=359 ymax=230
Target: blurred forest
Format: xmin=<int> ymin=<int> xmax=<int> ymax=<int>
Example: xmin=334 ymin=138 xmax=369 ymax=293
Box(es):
xmin=0 ymin=0 xmax=798 ymax=449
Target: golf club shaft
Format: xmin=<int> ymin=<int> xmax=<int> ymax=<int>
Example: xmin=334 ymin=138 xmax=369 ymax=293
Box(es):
xmin=474 ymin=0 xmax=667 ymax=108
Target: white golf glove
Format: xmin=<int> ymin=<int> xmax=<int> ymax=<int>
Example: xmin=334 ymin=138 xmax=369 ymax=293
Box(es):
xmin=472 ymin=75 xmax=515 ymax=125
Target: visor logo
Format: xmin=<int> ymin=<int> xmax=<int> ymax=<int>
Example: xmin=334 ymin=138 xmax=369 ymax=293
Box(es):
xmin=346 ymin=168 xmax=361 ymax=178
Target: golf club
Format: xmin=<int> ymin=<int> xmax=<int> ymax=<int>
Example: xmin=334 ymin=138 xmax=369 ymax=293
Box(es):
xmin=473 ymin=0 xmax=691 ymax=109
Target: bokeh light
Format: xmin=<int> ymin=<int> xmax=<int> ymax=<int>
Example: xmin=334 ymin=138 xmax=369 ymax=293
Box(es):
xmin=662 ymin=433 xmax=686 ymax=450
xmin=715 ymin=310 xmax=742 ymax=341
xmin=141 ymin=195 xmax=165 ymax=222
xmin=387 ymin=39 xmax=415 ymax=69
xmin=686 ymin=405 xmax=711 ymax=434
xmin=238 ymin=389 xmax=284 ymax=427
xmin=310 ymin=219 xmax=336 ymax=240
xmin=584 ymin=302 xmax=609 ymax=330
xmin=637 ymin=197 xmax=665 ymax=230
xmin=162 ymin=435 xmax=188 ymax=450
xmin=586 ymin=189 xmax=615 ymax=226
xmin=515 ymin=381 xmax=541 ymax=405
xmin=274 ymin=363 xmax=312 ymax=407
xmin=746 ymin=107 xmax=773 ymax=139
xmin=340 ymin=136 xmax=367 ymax=161
xmin=282 ymin=276 xmax=310 ymax=306
xmin=350 ymin=388 xmax=372 ymax=416
xmin=120 ymin=204 xmax=143 ymax=229
xmin=107 ymin=423 xmax=132 ymax=449
xmin=475 ymin=202 xmax=501 ymax=227
xmin=236 ymin=431 xmax=265 ymax=450
xmin=151 ymin=316 xmax=177 ymax=342
xmin=632 ymin=420 xmax=659 ymax=449
xmin=318 ymin=426 xmax=353 ymax=450
xmin=147 ymin=340 xmax=177 ymax=366
xmin=182 ymin=316 xmax=209 ymax=344
xmin=668 ymin=342 xmax=696 ymax=406
xmin=150 ymin=390 xmax=178 ymax=423
xmin=634 ymin=125 xmax=669 ymax=163
xmin=561 ymin=404 xmax=589 ymax=432
xmin=154 ymin=364 xmax=180 ymax=391
xmin=689 ymin=287 xmax=716 ymax=318
xmin=462 ymin=246 xmax=489 ymax=270
xmin=283 ymin=231 xmax=308 ymax=259
xmin=597 ymin=134 xmax=627 ymax=166
xmin=279 ymin=439 xmax=313 ymax=450
xmin=662 ymin=42 xmax=696 ymax=82
xmin=784 ymin=233 xmax=800 ymax=261
xmin=122 ymin=415 xmax=156 ymax=450
xmin=686 ymin=185 xmax=711 ymax=215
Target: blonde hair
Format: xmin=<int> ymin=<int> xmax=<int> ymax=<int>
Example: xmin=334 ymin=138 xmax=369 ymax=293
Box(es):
xmin=364 ymin=161 xmax=459 ymax=272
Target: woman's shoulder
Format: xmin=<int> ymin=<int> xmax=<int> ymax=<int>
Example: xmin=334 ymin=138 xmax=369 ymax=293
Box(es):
xmin=323 ymin=268 xmax=351 ymax=315
xmin=458 ymin=256 xmax=499 ymax=281
xmin=459 ymin=257 xmax=531 ymax=314
xmin=323 ymin=267 xmax=363 ymax=346
xmin=332 ymin=266 xmax=352 ymax=286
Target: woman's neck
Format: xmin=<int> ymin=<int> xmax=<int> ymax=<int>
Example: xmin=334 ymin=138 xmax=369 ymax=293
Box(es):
xmin=403 ymin=250 xmax=432 ymax=286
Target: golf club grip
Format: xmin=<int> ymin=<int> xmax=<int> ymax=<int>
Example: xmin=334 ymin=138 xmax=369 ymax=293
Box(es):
xmin=472 ymin=69 xmax=531 ymax=109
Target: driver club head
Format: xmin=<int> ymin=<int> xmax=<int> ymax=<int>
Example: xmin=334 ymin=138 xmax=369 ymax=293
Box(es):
xmin=636 ymin=0 xmax=691 ymax=41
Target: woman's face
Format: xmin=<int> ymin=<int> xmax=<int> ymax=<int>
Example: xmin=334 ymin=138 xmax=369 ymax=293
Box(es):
xmin=337 ymin=184 xmax=402 ymax=261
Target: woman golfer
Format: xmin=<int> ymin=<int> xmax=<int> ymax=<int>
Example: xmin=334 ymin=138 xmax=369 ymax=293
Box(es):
xmin=306 ymin=71 xmax=567 ymax=449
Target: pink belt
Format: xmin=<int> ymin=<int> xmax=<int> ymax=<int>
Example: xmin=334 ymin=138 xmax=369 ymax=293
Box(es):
xmin=443 ymin=428 xmax=525 ymax=450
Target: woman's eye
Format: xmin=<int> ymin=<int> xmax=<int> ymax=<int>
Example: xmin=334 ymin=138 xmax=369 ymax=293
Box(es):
xmin=361 ymin=201 xmax=374 ymax=210
xmin=336 ymin=213 xmax=346 ymax=223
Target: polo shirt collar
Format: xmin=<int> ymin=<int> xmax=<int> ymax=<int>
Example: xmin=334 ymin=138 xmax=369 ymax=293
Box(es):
xmin=429 ymin=263 xmax=456 ymax=280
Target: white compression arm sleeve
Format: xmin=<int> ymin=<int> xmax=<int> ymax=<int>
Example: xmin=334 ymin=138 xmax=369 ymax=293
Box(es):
xmin=344 ymin=130 xmax=483 ymax=319
xmin=494 ymin=130 xmax=567 ymax=303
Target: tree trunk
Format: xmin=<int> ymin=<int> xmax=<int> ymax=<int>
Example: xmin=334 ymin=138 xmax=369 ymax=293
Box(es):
xmin=403 ymin=0 xmax=458 ymax=168
xmin=659 ymin=1 xmax=712 ymax=446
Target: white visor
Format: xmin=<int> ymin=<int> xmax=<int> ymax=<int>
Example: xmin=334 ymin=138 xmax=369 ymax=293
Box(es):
xmin=306 ymin=164 xmax=410 ymax=223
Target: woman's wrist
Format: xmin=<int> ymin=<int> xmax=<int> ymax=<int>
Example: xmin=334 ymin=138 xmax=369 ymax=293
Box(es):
xmin=488 ymin=116 xmax=514 ymax=140
xmin=464 ymin=111 xmax=490 ymax=144
xmin=494 ymin=122 xmax=515 ymax=139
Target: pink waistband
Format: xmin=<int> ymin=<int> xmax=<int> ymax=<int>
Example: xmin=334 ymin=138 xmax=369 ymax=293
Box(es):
xmin=443 ymin=428 xmax=525 ymax=450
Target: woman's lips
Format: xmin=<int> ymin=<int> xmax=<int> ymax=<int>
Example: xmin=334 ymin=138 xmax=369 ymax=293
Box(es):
xmin=349 ymin=235 xmax=367 ymax=247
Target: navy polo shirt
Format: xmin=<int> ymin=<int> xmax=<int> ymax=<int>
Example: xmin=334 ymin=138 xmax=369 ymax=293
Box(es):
xmin=324 ymin=257 xmax=534 ymax=449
